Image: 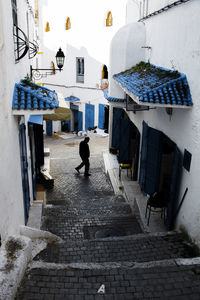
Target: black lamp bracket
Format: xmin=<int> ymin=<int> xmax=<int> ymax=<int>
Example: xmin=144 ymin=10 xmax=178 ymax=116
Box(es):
xmin=30 ymin=66 xmax=63 ymax=80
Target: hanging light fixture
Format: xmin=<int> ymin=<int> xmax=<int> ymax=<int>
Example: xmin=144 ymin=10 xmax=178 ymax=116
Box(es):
xmin=55 ymin=48 xmax=65 ymax=70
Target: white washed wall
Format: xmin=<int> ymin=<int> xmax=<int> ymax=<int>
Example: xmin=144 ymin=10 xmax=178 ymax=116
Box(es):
xmin=111 ymin=0 xmax=200 ymax=246
xmin=36 ymin=0 xmax=127 ymax=130
xmin=0 ymin=0 xmax=37 ymax=240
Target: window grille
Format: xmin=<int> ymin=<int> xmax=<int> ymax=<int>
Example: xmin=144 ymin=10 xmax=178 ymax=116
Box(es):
xmin=76 ymin=57 xmax=84 ymax=83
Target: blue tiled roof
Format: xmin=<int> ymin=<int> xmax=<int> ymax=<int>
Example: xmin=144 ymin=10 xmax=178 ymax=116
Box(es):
xmin=103 ymin=89 xmax=125 ymax=102
xmin=65 ymin=96 xmax=80 ymax=102
xmin=113 ymin=62 xmax=193 ymax=106
xmin=12 ymin=80 xmax=59 ymax=110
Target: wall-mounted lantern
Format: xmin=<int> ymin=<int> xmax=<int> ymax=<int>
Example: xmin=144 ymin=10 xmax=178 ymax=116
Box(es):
xmin=30 ymin=48 xmax=65 ymax=80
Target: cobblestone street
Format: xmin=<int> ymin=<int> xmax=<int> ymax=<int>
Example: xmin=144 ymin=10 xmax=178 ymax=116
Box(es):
xmin=16 ymin=134 xmax=200 ymax=300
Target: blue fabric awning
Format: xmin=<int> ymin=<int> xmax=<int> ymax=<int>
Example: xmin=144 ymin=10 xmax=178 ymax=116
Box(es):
xmin=113 ymin=61 xmax=193 ymax=108
xmin=65 ymin=96 xmax=80 ymax=102
xmin=28 ymin=115 xmax=43 ymax=125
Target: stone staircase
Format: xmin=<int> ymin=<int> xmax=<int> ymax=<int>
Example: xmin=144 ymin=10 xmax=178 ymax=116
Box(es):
xmin=16 ymin=156 xmax=200 ymax=299
xmin=16 ymin=197 xmax=200 ymax=299
xmin=35 ymin=231 xmax=197 ymax=264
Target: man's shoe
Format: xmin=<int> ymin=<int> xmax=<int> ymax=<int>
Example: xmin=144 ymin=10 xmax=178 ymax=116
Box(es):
xmin=75 ymin=167 xmax=80 ymax=174
xmin=84 ymin=173 xmax=91 ymax=176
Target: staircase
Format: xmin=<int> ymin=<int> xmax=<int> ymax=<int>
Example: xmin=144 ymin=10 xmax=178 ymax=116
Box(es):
xmin=16 ymin=155 xmax=200 ymax=299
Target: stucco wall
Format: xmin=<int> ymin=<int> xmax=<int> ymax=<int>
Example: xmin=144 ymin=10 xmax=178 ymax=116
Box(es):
xmin=0 ymin=0 xmax=37 ymax=241
xmin=111 ymin=0 xmax=200 ymax=246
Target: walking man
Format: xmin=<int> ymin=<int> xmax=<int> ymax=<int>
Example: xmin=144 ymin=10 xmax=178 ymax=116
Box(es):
xmin=75 ymin=136 xmax=91 ymax=176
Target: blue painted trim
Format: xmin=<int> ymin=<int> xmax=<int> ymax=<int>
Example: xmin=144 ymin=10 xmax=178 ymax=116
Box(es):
xmin=28 ymin=115 xmax=43 ymax=125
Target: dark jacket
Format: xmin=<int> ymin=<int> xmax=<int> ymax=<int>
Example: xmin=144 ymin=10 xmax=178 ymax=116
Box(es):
xmin=79 ymin=140 xmax=90 ymax=159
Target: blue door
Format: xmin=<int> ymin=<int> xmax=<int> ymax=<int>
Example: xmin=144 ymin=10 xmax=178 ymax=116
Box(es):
xmin=139 ymin=122 xmax=149 ymax=191
xmin=98 ymin=104 xmax=104 ymax=129
xmin=166 ymin=146 xmax=181 ymax=230
xmin=28 ymin=124 xmax=37 ymax=200
xmin=139 ymin=122 xmax=163 ymax=195
xmin=19 ymin=124 xmax=30 ymax=224
xmin=112 ymin=107 xmax=124 ymax=149
xmin=132 ymin=129 xmax=140 ymax=181
xmin=46 ymin=120 xmax=53 ymax=136
xmin=85 ymin=103 xmax=94 ymax=131
xmin=118 ymin=118 xmax=131 ymax=162
xmin=78 ymin=111 xmax=83 ymax=131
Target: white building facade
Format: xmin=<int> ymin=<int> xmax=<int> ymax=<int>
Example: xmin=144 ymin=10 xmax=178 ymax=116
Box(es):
xmin=35 ymin=0 xmax=127 ymax=133
xmin=0 ymin=0 xmax=64 ymax=242
xmin=0 ymin=0 xmax=39 ymax=241
xmin=108 ymin=0 xmax=200 ymax=246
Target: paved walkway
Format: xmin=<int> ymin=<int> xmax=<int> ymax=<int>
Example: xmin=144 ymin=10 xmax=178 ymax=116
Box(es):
xmin=16 ymin=133 xmax=200 ymax=300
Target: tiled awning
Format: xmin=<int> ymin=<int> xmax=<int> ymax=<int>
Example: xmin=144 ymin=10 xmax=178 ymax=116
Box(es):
xmin=12 ymin=80 xmax=59 ymax=113
xmin=12 ymin=80 xmax=70 ymax=120
xmin=113 ymin=61 xmax=193 ymax=108
xmin=103 ymin=89 xmax=125 ymax=103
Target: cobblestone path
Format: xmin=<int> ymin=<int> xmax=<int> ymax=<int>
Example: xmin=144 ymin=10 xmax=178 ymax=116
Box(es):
xmin=16 ymin=135 xmax=200 ymax=299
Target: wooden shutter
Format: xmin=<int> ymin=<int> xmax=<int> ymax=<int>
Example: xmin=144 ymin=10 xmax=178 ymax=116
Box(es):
xmin=98 ymin=104 xmax=104 ymax=129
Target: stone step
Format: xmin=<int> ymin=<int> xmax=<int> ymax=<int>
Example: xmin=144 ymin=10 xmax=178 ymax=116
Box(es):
xmin=35 ymin=232 xmax=198 ymax=264
xmin=41 ymin=215 xmax=143 ymax=241
xmin=43 ymin=202 xmax=133 ymax=217
xmin=16 ymin=259 xmax=200 ymax=299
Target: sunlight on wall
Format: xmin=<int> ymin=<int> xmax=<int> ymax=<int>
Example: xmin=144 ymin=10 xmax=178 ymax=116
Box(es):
xmin=41 ymin=0 xmax=127 ymax=63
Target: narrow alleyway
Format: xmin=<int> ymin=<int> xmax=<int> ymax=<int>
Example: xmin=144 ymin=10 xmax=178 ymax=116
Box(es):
xmin=16 ymin=134 xmax=200 ymax=300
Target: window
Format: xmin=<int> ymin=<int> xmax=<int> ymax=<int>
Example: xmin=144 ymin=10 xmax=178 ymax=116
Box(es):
xmin=11 ymin=0 xmax=18 ymax=26
xmin=66 ymin=17 xmax=71 ymax=30
xmin=45 ymin=22 xmax=50 ymax=32
xmin=102 ymin=65 xmax=108 ymax=79
xmin=106 ymin=11 xmax=112 ymax=27
xmin=12 ymin=0 xmax=29 ymax=62
xmin=76 ymin=57 xmax=84 ymax=83
xmin=51 ymin=61 xmax=56 ymax=75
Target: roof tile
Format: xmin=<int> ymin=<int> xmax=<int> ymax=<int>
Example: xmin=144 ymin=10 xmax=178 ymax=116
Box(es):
xmin=12 ymin=80 xmax=59 ymax=110
xmin=113 ymin=61 xmax=193 ymax=107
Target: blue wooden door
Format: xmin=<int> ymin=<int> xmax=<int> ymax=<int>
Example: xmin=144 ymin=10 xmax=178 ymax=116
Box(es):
xmin=144 ymin=127 xmax=163 ymax=195
xmin=98 ymin=104 xmax=104 ymax=129
xmin=85 ymin=103 xmax=94 ymax=131
xmin=132 ymin=130 xmax=140 ymax=181
xmin=112 ymin=108 xmax=124 ymax=149
xmin=19 ymin=124 xmax=30 ymax=224
xmin=78 ymin=111 xmax=83 ymax=131
xmin=28 ymin=124 xmax=37 ymax=200
xmin=139 ymin=122 xmax=149 ymax=191
xmin=139 ymin=122 xmax=163 ymax=195
xmin=166 ymin=146 xmax=181 ymax=230
xmin=118 ymin=118 xmax=131 ymax=162
xmin=46 ymin=120 xmax=53 ymax=136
